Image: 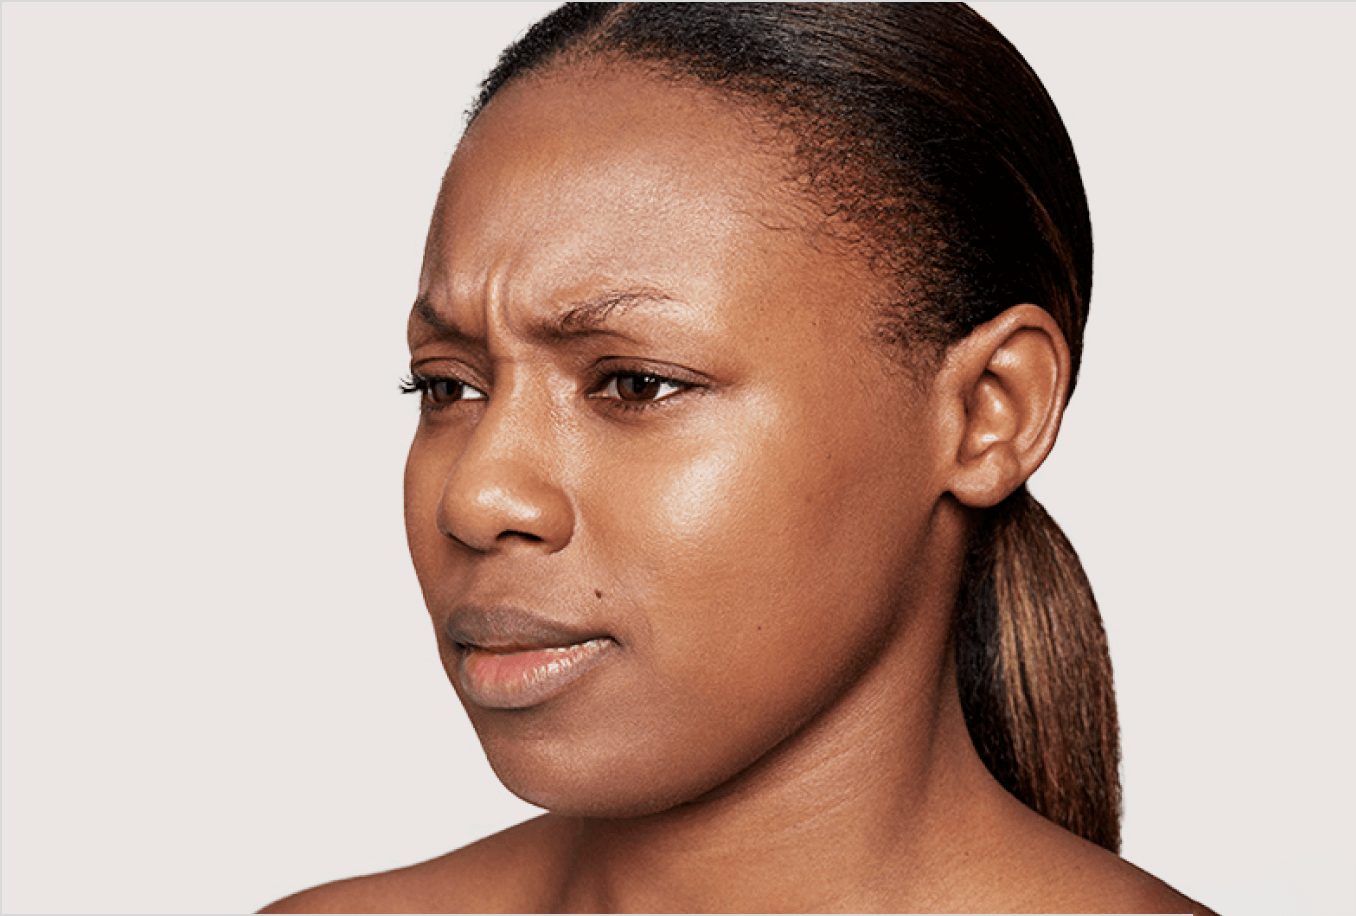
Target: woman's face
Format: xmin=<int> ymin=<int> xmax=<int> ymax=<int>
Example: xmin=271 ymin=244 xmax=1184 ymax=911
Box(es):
xmin=405 ymin=68 xmax=952 ymax=815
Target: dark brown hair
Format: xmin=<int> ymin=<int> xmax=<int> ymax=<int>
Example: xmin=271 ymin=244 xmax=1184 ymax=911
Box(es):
xmin=467 ymin=2 xmax=1121 ymax=851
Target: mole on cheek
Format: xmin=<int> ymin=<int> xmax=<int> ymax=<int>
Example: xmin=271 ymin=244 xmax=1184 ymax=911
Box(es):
xmin=595 ymin=589 xmax=604 ymax=600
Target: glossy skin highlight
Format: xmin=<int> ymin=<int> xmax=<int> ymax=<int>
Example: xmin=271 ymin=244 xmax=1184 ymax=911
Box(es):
xmin=404 ymin=69 xmax=950 ymax=817
xmin=264 ymin=66 xmax=1214 ymax=914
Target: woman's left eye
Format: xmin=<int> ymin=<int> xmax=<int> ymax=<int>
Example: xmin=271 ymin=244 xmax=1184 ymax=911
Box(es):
xmin=596 ymin=372 xmax=687 ymax=404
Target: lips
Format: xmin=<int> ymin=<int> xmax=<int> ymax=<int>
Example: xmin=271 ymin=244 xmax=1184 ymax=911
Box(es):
xmin=460 ymin=638 xmax=616 ymax=709
xmin=446 ymin=605 xmax=617 ymax=709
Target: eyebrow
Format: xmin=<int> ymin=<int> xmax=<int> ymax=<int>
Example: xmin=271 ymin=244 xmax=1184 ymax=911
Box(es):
xmin=412 ymin=294 xmax=458 ymax=338
xmin=410 ymin=287 xmax=681 ymax=343
xmin=551 ymin=288 xmax=679 ymax=337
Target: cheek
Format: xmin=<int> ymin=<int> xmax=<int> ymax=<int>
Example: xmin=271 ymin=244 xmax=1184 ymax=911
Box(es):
xmin=587 ymin=418 xmax=806 ymax=599
xmin=582 ymin=404 xmax=929 ymax=715
xmin=589 ymin=404 xmax=922 ymax=622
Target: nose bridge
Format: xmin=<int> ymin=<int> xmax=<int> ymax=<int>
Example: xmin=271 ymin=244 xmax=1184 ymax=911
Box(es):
xmin=437 ymin=370 xmax=574 ymax=553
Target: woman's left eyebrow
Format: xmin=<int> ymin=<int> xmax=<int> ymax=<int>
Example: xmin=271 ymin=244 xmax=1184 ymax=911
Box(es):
xmin=410 ymin=287 xmax=690 ymax=346
xmin=545 ymin=288 xmax=682 ymax=339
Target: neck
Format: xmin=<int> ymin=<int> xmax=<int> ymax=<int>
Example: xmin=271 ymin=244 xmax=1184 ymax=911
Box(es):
xmin=545 ymin=627 xmax=1007 ymax=912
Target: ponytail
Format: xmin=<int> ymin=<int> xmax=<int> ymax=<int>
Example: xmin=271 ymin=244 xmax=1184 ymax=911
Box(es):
xmin=956 ymin=485 xmax=1121 ymax=851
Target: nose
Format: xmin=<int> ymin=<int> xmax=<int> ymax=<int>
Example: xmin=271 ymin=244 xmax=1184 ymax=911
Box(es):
xmin=434 ymin=395 xmax=575 ymax=554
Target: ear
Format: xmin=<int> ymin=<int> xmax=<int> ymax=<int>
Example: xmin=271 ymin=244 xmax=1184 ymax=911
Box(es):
xmin=934 ymin=304 xmax=1072 ymax=509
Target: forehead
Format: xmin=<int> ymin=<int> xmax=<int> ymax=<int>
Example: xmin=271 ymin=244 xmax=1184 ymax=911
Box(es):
xmin=417 ymin=66 xmax=870 ymax=334
xmin=443 ymin=65 xmax=797 ymax=233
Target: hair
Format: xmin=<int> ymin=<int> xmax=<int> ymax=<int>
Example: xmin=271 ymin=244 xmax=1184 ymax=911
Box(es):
xmin=466 ymin=3 xmax=1121 ymax=852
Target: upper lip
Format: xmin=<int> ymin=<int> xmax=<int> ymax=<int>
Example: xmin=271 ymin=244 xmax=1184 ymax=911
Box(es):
xmin=444 ymin=604 xmax=613 ymax=652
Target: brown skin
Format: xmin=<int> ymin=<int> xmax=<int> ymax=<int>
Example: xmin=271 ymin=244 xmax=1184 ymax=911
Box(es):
xmin=264 ymin=69 xmax=1213 ymax=914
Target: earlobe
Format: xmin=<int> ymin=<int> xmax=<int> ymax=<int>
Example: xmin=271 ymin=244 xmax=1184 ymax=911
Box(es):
xmin=938 ymin=305 xmax=1071 ymax=509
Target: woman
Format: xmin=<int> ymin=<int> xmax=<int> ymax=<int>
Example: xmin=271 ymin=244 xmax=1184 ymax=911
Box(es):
xmin=267 ymin=4 xmax=1213 ymax=912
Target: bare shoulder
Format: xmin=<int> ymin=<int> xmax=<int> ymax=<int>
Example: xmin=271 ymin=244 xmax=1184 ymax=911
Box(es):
xmin=1103 ymin=855 xmax=1218 ymax=916
xmin=259 ymin=815 xmax=571 ymax=914
xmin=1008 ymin=811 xmax=1216 ymax=914
xmin=1045 ymin=841 xmax=1216 ymax=915
xmin=961 ymin=789 xmax=1217 ymax=915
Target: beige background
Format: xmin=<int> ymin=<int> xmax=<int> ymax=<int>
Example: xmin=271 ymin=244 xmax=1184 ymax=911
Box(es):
xmin=3 ymin=3 xmax=1352 ymax=913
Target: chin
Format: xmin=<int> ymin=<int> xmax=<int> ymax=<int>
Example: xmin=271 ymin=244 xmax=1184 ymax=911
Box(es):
xmin=474 ymin=720 xmax=751 ymax=820
xmin=483 ymin=740 xmax=695 ymax=818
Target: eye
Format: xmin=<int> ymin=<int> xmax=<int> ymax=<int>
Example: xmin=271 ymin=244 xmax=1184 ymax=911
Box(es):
xmin=400 ymin=373 xmax=487 ymax=408
xmin=597 ymin=372 xmax=687 ymax=404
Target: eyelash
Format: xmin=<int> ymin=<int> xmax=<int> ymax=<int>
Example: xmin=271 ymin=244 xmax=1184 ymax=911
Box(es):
xmin=399 ymin=373 xmax=486 ymax=410
xmin=591 ymin=371 xmax=692 ymax=411
xmin=400 ymin=368 xmax=696 ymax=412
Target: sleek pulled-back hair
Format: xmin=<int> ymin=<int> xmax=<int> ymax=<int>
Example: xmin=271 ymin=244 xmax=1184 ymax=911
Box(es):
xmin=469 ymin=3 xmax=1120 ymax=852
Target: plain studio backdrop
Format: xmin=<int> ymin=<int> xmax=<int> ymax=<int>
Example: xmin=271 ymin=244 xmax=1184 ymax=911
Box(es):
xmin=3 ymin=4 xmax=1353 ymax=914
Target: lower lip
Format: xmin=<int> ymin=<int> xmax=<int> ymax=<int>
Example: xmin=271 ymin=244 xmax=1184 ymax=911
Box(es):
xmin=459 ymin=638 xmax=615 ymax=709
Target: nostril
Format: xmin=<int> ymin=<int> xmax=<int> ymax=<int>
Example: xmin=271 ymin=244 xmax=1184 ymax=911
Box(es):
xmin=498 ymin=529 xmax=545 ymax=544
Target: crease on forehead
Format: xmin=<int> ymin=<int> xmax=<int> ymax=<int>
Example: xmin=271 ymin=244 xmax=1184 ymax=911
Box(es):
xmin=409 ymin=284 xmax=688 ymax=350
xmin=411 ymin=63 xmax=885 ymax=354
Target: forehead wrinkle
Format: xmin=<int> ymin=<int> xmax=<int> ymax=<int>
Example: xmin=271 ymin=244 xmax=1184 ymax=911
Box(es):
xmin=479 ymin=262 xmax=520 ymax=350
xmin=408 ymin=292 xmax=488 ymax=357
xmin=412 ymin=279 xmax=685 ymax=355
xmin=411 ymin=256 xmax=526 ymax=344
